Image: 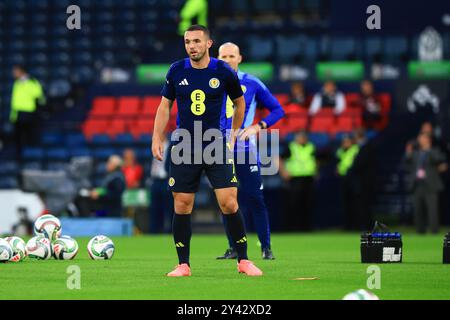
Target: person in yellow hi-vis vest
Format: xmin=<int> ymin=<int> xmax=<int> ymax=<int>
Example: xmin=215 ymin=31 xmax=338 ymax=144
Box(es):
xmin=279 ymin=131 xmax=317 ymax=231
xmin=10 ymin=65 xmax=45 ymax=161
xmin=336 ymin=135 xmax=360 ymax=230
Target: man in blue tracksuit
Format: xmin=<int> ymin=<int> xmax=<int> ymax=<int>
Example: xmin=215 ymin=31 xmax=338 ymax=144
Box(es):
xmin=217 ymin=42 xmax=285 ymax=260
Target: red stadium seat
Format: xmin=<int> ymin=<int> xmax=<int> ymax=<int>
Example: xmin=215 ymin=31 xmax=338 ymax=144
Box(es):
xmin=330 ymin=116 xmax=354 ymax=136
xmin=105 ymin=120 xmax=128 ymax=137
xmin=315 ymin=108 xmax=334 ymax=117
xmin=117 ymin=96 xmax=141 ymax=116
xmin=82 ymin=119 xmax=109 ymax=139
xmin=341 ymin=107 xmax=362 ymax=117
xmin=90 ymin=97 xmax=117 ymax=117
xmin=286 ymin=116 xmax=308 ymax=132
xmin=284 ymin=103 xmax=308 ymax=116
xmin=345 ymin=93 xmax=362 ymax=108
xmin=130 ymin=118 xmax=155 ymax=137
xmin=142 ymin=96 xmax=161 ymax=116
xmin=309 ymin=115 xmax=334 ymax=133
xmin=378 ymin=93 xmax=391 ymax=115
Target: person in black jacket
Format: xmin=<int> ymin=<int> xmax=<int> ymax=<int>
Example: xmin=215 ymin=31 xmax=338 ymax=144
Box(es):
xmin=90 ymin=155 xmax=126 ymax=217
xmin=404 ymin=132 xmax=447 ymax=233
xmin=346 ymin=128 xmax=376 ymax=231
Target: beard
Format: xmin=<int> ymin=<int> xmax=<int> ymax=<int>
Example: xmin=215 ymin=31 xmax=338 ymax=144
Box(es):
xmin=190 ymin=50 xmax=206 ymax=61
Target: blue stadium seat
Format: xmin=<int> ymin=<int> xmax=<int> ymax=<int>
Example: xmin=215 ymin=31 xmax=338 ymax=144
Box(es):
xmin=114 ymin=133 xmax=135 ymax=145
xmin=48 ymin=80 xmax=71 ymax=98
xmin=365 ymin=37 xmax=383 ymax=62
xmin=10 ymin=14 xmax=26 ymax=25
xmin=41 ymin=132 xmax=64 ymax=146
xmin=30 ymin=26 xmax=48 ymax=38
xmin=69 ymin=147 xmax=92 ymax=158
xmin=248 ymin=36 xmax=274 ymax=61
xmin=22 ymin=161 xmax=43 ymax=170
xmin=29 ymin=0 xmax=49 ymax=9
xmin=73 ymin=39 xmax=92 ymax=50
xmin=53 ymin=67 xmax=71 ymax=79
xmin=304 ymin=38 xmax=319 ymax=63
xmin=66 ymin=133 xmax=87 ymax=147
xmin=116 ymin=0 xmax=137 ymax=9
xmin=51 ymin=25 xmax=69 ymax=37
xmin=73 ymin=52 xmax=93 ymax=66
xmin=22 ymin=147 xmax=44 ymax=161
xmin=46 ymin=148 xmax=69 ymax=161
xmin=72 ymin=67 xmax=95 ymax=83
xmin=29 ymin=53 xmax=48 ymax=66
xmin=309 ymin=133 xmax=330 ymax=149
xmin=29 ymin=13 xmax=47 ymax=24
xmin=231 ymin=0 xmax=249 ymax=13
xmin=0 ymin=161 xmax=19 ymax=175
xmin=6 ymin=53 xmax=25 ymax=65
xmin=54 ymin=0 xmax=71 ymax=7
xmin=137 ymin=148 xmax=152 ymax=161
xmin=383 ymin=36 xmax=408 ymax=62
xmin=334 ymin=132 xmax=353 ymax=144
xmin=93 ymin=148 xmax=116 ymax=160
xmin=51 ymin=39 xmax=71 ymax=52
xmin=117 ymin=10 xmax=136 ymax=23
xmin=91 ymin=134 xmax=112 ymax=146
xmin=330 ymin=37 xmax=359 ymax=61
xmin=11 ymin=40 xmax=26 ymax=52
xmin=276 ymin=35 xmax=305 ymax=63
xmin=29 ymin=39 xmax=48 ymax=51
xmin=137 ymin=134 xmax=152 ymax=145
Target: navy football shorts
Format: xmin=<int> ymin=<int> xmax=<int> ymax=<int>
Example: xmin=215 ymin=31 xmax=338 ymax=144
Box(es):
xmin=168 ymin=141 xmax=238 ymax=193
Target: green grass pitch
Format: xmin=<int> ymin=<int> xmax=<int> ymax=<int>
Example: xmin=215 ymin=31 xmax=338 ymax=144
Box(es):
xmin=1 ymin=232 xmax=449 ymax=300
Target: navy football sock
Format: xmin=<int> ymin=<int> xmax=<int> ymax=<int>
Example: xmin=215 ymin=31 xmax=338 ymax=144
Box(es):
xmin=172 ymin=214 xmax=192 ymax=265
xmin=223 ymin=209 xmax=248 ymax=262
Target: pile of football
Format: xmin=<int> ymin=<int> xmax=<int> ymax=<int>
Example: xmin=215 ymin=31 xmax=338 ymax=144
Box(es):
xmin=0 ymin=214 xmax=115 ymax=263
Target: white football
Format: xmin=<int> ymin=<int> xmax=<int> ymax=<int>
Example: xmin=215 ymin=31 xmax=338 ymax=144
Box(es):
xmin=87 ymin=235 xmax=115 ymax=260
xmin=34 ymin=214 xmax=62 ymax=241
xmin=0 ymin=238 xmax=14 ymax=262
xmin=26 ymin=236 xmax=53 ymax=260
xmin=342 ymin=289 xmax=380 ymax=300
xmin=53 ymin=236 xmax=79 ymax=260
xmin=4 ymin=236 xmax=27 ymax=262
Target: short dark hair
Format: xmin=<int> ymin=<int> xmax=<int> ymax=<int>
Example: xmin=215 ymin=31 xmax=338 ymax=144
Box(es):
xmin=13 ymin=64 xmax=26 ymax=72
xmin=185 ymin=24 xmax=210 ymax=39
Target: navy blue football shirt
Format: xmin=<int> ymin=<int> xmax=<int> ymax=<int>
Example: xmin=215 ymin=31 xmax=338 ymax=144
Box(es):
xmin=161 ymin=58 xmax=243 ymax=135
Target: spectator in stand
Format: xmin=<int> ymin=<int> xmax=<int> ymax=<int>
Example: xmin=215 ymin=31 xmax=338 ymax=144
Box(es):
xmin=287 ymin=81 xmax=307 ymax=107
xmin=309 ymin=80 xmax=346 ymax=116
xmin=359 ymin=80 xmax=382 ymax=129
xmin=122 ymin=148 xmax=144 ymax=189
